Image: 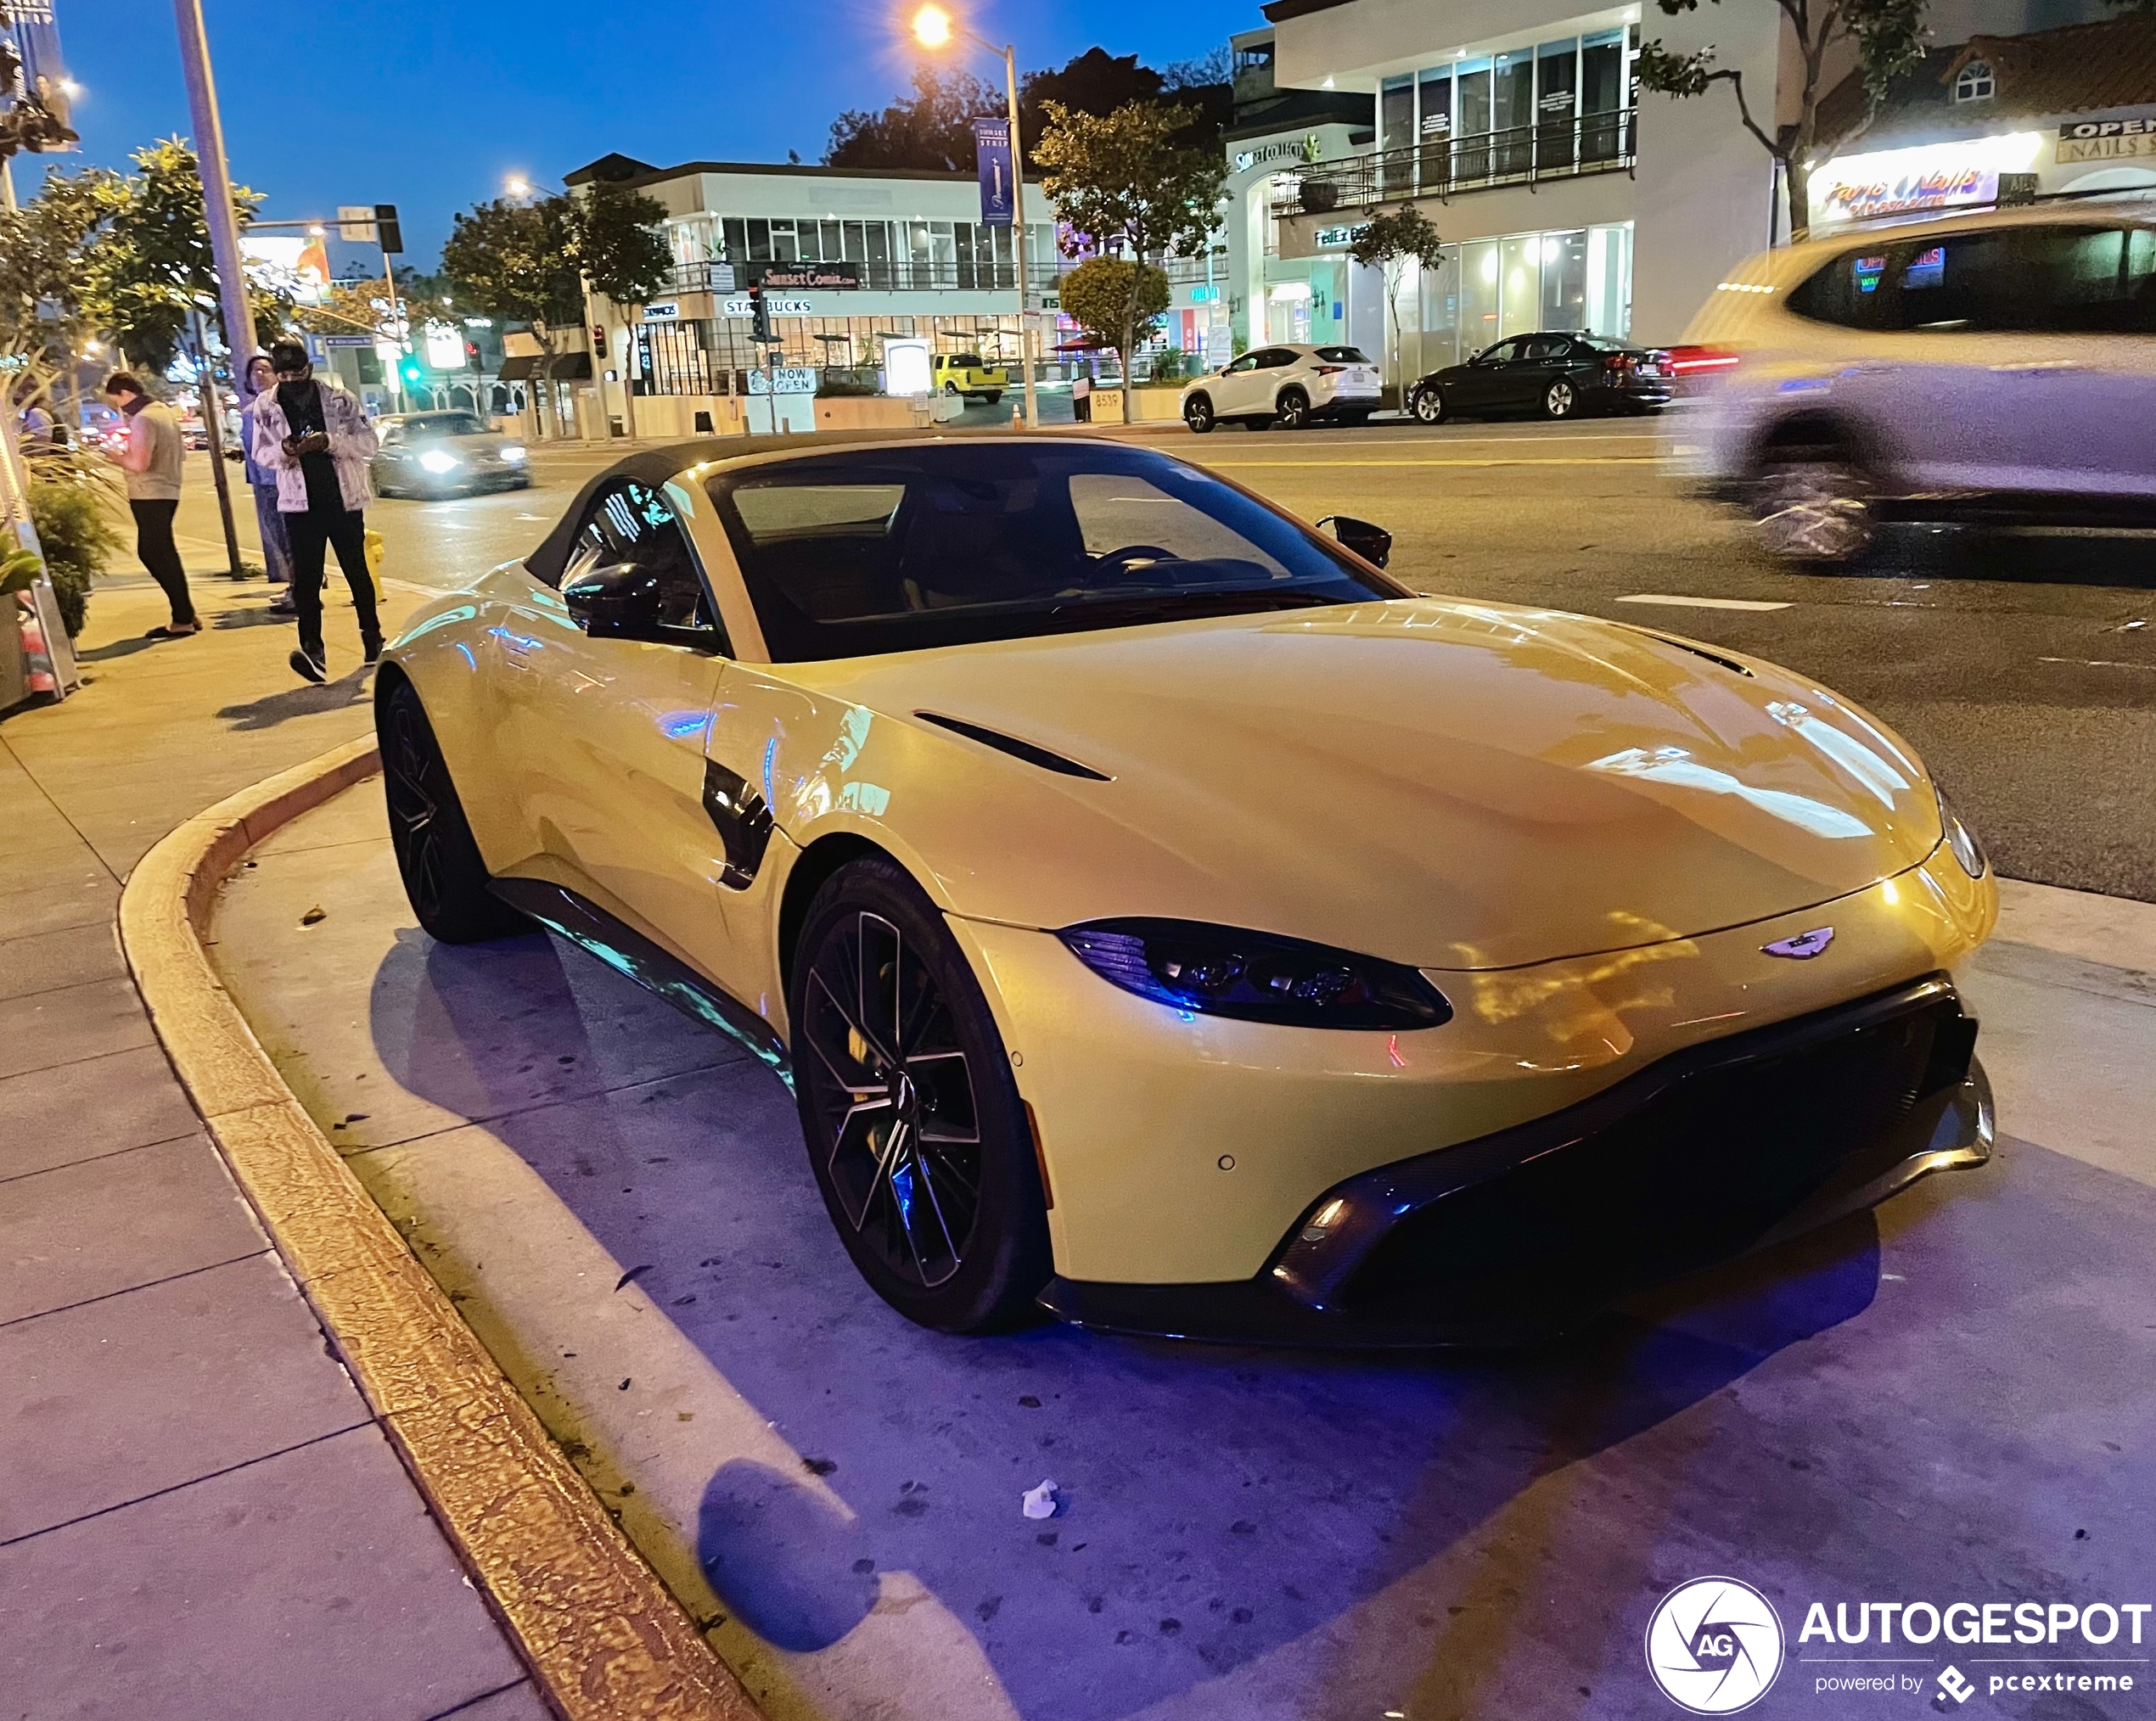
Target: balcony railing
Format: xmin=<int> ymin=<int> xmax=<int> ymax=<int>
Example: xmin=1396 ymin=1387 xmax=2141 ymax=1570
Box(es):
xmin=1272 ymin=112 xmax=1636 ymax=218
xmin=665 ymin=258 xmax=1070 ymax=296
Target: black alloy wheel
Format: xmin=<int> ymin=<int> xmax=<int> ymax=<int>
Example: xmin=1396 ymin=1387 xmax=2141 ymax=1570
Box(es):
xmin=1183 ymin=392 xmax=1216 ymax=434
xmin=380 ymin=680 xmax=528 ymax=944
xmin=1275 ymin=387 xmax=1311 ymax=430
xmin=789 ymin=858 xmax=1050 ymax=1333
xmin=1412 ymin=385 xmax=1448 ymax=424
xmin=1542 ymin=378 xmax=1579 ymax=420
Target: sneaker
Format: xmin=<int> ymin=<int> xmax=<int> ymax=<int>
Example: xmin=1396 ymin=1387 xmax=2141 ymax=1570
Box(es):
xmin=289 ymin=647 xmax=326 ymax=685
xmin=268 ymin=593 xmax=297 ymax=616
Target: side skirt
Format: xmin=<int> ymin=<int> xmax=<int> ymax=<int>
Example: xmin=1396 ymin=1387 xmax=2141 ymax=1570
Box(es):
xmin=487 ymin=877 xmax=793 ymax=1089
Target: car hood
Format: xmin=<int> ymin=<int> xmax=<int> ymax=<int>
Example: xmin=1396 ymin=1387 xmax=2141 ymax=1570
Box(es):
xmin=776 ymin=598 xmax=1945 ymax=972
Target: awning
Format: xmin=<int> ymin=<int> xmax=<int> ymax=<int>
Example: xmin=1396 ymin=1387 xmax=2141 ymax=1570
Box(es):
xmin=547 ymin=353 xmax=592 ymax=380
xmin=497 ymin=352 xmax=592 ymax=382
xmin=496 ymin=355 xmax=539 ymax=381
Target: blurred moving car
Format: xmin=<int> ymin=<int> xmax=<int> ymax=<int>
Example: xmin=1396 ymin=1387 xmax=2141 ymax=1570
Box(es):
xmin=1406 ymin=333 xmax=1673 ymax=423
xmin=375 ymin=430 xmax=1996 ymax=1344
xmin=1182 ymin=344 xmax=1382 ymax=432
xmin=370 ymin=411 xmax=530 ymax=501
xmin=933 ymin=353 xmax=1008 ymax=405
xmin=1678 ymin=206 xmax=2156 ymax=562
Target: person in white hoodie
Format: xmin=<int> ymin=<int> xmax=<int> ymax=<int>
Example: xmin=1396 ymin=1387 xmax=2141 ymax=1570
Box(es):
xmin=249 ymin=338 xmax=379 ymax=682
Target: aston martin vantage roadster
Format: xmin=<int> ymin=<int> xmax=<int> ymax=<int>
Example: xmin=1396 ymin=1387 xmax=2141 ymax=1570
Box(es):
xmin=376 ymin=432 xmax=1996 ymax=1343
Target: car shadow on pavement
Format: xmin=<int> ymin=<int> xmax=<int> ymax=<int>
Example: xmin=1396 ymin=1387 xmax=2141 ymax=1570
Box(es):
xmin=364 ymin=925 xmax=1917 ymax=1721
xmin=217 ymin=670 xmax=373 ymax=732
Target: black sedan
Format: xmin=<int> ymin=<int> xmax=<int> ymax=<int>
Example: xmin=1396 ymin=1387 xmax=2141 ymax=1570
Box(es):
xmin=1408 ymin=333 xmax=1672 ymax=423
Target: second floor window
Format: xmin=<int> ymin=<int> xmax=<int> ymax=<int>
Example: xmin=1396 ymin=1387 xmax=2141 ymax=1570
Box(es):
xmin=1954 ymin=60 xmax=1995 ymax=103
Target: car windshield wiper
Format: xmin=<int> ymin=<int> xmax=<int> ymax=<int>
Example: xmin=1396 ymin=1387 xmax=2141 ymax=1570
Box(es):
xmin=1039 ymin=588 xmax=1342 ymax=625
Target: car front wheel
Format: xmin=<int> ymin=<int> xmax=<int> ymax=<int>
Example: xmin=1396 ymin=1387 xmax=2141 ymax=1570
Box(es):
xmin=380 ymin=680 xmax=529 ymax=944
xmin=789 ymin=857 xmax=1052 ymax=1334
xmin=1754 ymin=449 xmax=1876 ymax=566
xmin=1412 ymin=386 xmax=1448 ymax=424
xmin=1183 ymin=393 xmax=1216 ymax=434
xmin=1542 ymin=378 xmax=1579 ymax=420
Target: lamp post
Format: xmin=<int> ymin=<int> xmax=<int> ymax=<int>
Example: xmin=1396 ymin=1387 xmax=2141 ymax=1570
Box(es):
xmin=912 ymin=5 xmax=1039 ymax=432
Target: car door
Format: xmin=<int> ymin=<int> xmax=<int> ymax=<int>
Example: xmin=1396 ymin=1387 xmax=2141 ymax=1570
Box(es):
xmin=1209 ymin=349 xmax=1264 ymax=414
xmin=1449 ymin=339 xmax=1520 ymax=411
xmin=1496 ymin=334 xmax=1566 ymax=410
xmin=496 ymin=479 xmax=738 ymax=978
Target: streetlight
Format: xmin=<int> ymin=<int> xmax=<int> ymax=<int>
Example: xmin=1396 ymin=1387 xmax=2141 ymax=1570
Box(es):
xmin=504 ymin=176 xmax=533 ymax=201
xmin=911 ymin=4 xmax=1039 ymax=431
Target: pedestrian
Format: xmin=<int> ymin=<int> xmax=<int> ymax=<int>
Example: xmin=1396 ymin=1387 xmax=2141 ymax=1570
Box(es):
xmin=237 ymin=354 xmax=295 ymax=614
xmin=100 ymin=373 xmax=200 ymax=640
xmin=249 ymin=338 xmax=380 ymax=683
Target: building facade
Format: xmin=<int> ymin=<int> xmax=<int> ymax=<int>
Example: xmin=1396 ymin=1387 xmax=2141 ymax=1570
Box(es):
xmin=561 ymin=154 xmax=1064 ymax=433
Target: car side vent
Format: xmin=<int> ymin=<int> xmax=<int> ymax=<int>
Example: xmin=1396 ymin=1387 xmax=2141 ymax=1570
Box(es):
xmin=914 ymin=712 xmax=1113 ymax=782
xmin=1619 ymin=625 xmax=1755 ymax=678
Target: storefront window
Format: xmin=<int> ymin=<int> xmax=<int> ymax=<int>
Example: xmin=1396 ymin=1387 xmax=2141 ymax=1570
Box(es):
xmin=1417 ymin=246 xmax=1461 ymax=374
xmin=1539 ymin=229 xmax=1588 ymax=329
xmin=1585 ymin=223 xmax=1631 ymax=341
xmin=1460 ymin=238 xmax=1500 ymax=355
xmin=1499 ymin=234 xmax=1539 ymax=335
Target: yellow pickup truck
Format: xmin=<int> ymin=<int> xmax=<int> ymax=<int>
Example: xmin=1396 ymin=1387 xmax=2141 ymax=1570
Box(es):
xmin=933 ymin=352 xmax=1008 ymax=404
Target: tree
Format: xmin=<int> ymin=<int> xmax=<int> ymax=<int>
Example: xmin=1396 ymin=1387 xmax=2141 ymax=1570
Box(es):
xmin=0 ymin=167 xmax=112 ymax=360
xmin=1033 ymin=99 xmax=1225 ymax=422
xmin=1350 ymin=207 xmax=1445 ymax=387
xmin=569 ymin=181 xmax=673 ymax=307
xmin=440 ymin=195 xmax=581 ymax=435
xmin=1637 ymin=0 xmax=1928 ymax=243
xmin=77 ymin=138 xmax=270 ymax=373
xmin=827 ymin=64 xmax=1000 ymax=171
xmin=1059 ymin=257 xmax=1171 ymax=401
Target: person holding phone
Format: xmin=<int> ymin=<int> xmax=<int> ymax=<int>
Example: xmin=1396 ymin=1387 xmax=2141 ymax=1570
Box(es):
xmin=100 ymin=372 xmax=199 ymax=639
xmin=249 ymin=339 xmax=379 ymax=682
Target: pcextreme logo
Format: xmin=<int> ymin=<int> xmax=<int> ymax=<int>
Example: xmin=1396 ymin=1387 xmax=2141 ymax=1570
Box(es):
xmin=1646 ymin=1577 xmax=1786 ymax=1714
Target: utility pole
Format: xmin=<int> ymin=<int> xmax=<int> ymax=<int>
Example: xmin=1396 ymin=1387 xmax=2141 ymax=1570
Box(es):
xmin=1001 ymin=43 xmax=1040 ymax=434
xmin=190 ymin=310 xmax=244 ymax=579
xmin=170 ymin=0 xmax=250 ymax=578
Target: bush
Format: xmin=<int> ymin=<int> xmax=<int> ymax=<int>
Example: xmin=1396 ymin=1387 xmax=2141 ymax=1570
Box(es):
xmin=25 ymin=468 xmax=123 ymax=639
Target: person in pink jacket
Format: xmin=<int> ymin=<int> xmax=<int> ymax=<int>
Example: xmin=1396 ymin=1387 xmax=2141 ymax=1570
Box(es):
xmin=249 ymin=339 xmax=380 ymax=682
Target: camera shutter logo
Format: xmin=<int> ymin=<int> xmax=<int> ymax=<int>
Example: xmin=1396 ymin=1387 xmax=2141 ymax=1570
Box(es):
xmin=1645 ymin=1577 xmax=1784 ymax=1714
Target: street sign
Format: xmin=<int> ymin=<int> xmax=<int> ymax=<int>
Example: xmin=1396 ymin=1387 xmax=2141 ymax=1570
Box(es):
xmin=746 ymin=367 xmax=817 ymax=396
xmin=336 ymin=205 xmax=374 ymax=242
xmin=974 ymin=116 xmax=1015 ymax=227
xmin=319 ymin=334 xmax=374 ymax=348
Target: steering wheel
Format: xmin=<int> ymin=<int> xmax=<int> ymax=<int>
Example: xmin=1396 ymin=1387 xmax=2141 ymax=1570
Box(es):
xmin=1092 ymin=544 xmax=1180 ymax=577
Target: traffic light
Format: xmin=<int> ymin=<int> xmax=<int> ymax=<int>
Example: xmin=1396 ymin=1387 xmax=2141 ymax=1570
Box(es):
xmin=373 ymin=203 xmax=403 ymax=255
xmin=747 ymin=284 xmax=772 ymax=343
xmin=399 ymin=355 xmax=424 ymax=388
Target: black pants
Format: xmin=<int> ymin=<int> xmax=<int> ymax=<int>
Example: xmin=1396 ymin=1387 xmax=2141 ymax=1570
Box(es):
xmin=285 ymin=507 xmax=380 ymax=664
xmin=128 ymin=498 xmax=195 ymax=627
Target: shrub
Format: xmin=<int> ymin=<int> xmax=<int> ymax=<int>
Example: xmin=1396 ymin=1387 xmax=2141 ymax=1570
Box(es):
xmin=25 ymin=466 xmax=123 ymax=639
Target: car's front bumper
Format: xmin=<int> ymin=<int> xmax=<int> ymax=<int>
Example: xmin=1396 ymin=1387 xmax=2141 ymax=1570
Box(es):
xmin=1037 ymin=974 xmax=1990 ymax=1346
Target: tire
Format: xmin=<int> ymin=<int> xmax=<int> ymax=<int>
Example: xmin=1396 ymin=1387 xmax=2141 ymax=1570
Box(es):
xmin=1183 ymin=393 xmax=1216 ymax=434
xmin=943 ymin=381 xmax=961 ymax=396
xmin=1412 ymin=386 xmax=1448 ymax=425
xmin=1753 ymin=446 xmax=1876 ymax=566
xmin=1541 ymin=378 xmax=1579 ymax=420
xmin=379 ymin=679 xmax=530 ymax=944
xmin=984 ymin=392 xmax=1002 ymax=406
xmin=789 ymin=857 xmax=1052 ymax=1334
xmin=1274 ymin=387 xmax=1311 ymax=430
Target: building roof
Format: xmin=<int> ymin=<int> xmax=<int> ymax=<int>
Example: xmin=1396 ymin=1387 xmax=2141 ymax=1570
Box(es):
xmin=564 ymin=155 xmax=1035 ymax=191
xmin=1821 ymin=15 xmax=2156 ymax=150
xmin=1260 ymin=0 xmax=1354 ymax=20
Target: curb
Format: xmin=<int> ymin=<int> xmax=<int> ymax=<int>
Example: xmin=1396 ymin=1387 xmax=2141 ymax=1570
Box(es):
xmin=118 ymin=736 xmax=761 ymax=1721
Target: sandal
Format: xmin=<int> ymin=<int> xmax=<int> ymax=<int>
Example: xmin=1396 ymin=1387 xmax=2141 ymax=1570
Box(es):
xmin=144 ymin=622 xmax=203 ymax=640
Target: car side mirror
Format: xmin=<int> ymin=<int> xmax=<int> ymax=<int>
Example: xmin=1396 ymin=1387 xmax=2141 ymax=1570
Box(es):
xmin=563 ymin=562 xmax=666 ymax=642
xmin=1317 ymin=515 xmax=1392 ymax=569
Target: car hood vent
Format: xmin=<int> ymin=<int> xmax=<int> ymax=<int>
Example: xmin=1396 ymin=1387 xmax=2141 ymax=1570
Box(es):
xmin=1616 ymin=624 xmax=1755 ymax=678
xmin=915 ymin=712 xmax=1113 ymax=781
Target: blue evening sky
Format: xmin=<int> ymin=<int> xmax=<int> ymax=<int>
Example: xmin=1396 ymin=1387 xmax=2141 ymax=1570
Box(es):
xmin=33 ymin=0 xmax=1256 ymax=271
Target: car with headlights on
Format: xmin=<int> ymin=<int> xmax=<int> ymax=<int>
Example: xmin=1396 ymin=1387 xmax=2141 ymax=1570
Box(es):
xmin=376 ymin=430 xmax=1996 ymax=1344
xmin=1406 ymin=332 xmax=1673 ymax=423
xmin=1182 ymin=344 xmax=1382 ymax=432
xmin=370 ymin=410 xmax=530 ymax=500
xmin=1676 ymin=206 xmax=2156 ymax=563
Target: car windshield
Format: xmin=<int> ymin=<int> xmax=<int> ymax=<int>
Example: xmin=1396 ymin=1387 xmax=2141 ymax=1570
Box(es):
xmin=706 ymin=442 xmax=1402 ymax=662
xmin=406 ymin=412 xmax=486 ymax=438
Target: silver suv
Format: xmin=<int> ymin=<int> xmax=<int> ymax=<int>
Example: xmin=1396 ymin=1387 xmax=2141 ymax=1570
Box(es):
xmin=1677 ymin=205 xmax=2156 ymax=561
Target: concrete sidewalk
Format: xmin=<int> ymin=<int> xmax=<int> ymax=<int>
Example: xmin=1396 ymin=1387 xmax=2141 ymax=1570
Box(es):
xmin=0 ymin=561 xmax=549 ymax=1719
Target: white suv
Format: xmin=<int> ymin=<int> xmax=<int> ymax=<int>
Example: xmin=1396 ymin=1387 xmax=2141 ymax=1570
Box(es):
xmin=1181 ymin=344 xmax=1382 ymax=433
xmin=1677 ymin=205 xmax=2156 ymax=561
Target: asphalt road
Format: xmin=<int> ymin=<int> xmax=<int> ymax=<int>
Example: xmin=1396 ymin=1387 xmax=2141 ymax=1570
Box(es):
xmin=183 ymin=413 xmax=2156 ymax=901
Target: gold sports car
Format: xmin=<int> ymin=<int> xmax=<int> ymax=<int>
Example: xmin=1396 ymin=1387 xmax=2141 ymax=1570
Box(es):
xmin=376 ymin=433 xmax=1996 ymax=1343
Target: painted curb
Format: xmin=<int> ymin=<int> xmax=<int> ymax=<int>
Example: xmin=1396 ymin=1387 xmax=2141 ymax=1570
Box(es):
xmin=118 ymin=734 xmax=761 ymax=1721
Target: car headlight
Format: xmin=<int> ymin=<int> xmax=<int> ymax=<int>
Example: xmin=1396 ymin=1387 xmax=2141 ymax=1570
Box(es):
xmin=1936 ymin=785 xmax=1987 ymax=879
xmin=1058 ymin=918 xmax=1452 ymax=1030
xmin=499 ymin=443 xmax=527 ymax=463
xmin=418 ymin=450 xmax=463 ymax=474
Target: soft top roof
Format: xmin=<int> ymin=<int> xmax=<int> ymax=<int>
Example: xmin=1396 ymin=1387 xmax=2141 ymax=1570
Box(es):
xmin=521 ymin=429 xmax=1117 ymax=586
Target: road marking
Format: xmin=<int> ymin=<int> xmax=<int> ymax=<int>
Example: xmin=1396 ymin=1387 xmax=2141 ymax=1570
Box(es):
xmin=1618 ymin=593 xmax=1793 ymax=611
xmin=2039 ymin=656 xmax=2156 ymax=670
xmin=1197 ymin=455 xmax=1666 ymax=468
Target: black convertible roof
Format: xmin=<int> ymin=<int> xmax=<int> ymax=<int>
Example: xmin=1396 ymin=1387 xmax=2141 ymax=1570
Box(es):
xmin=520 ymin=429 xmax=1130 ymax=588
